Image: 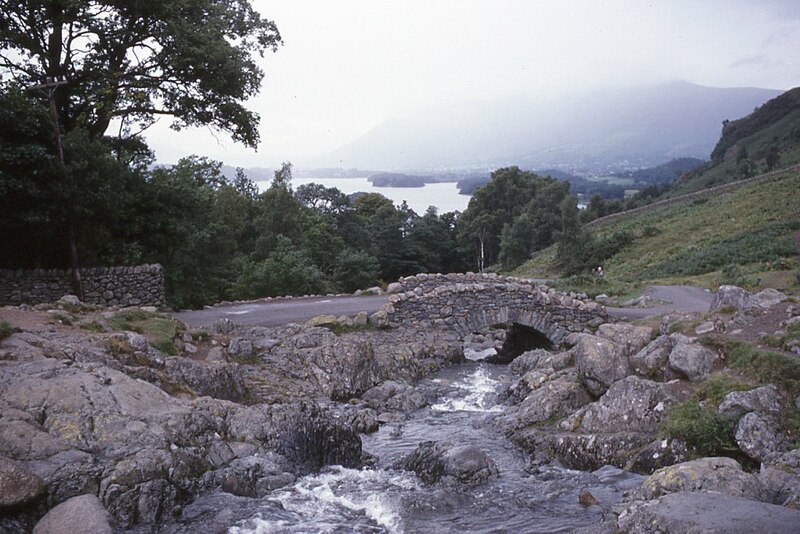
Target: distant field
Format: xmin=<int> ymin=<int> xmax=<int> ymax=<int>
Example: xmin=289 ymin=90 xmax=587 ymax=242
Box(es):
xmin=584 ymin=176 xmax=635 ymax=186
xmin=514 ymin=166 xmax=800 ymax=291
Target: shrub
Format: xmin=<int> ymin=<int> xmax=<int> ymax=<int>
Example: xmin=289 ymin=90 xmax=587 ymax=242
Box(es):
xmin=0 ymin=320 xmax=13 ymax=340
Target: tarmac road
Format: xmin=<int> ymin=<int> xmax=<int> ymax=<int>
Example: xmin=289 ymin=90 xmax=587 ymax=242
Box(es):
xmin=173 ymin=294 xmax=390 ymax=328
xmin=172 ymin=285 xmax=712 ymax=328
xmin=605 ymin=285 xmax=714 ymax=320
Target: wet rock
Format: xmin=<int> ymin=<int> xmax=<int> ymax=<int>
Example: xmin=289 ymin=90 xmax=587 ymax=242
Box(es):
xmin=513 ymin=370 xmax=592 ymax=428
xmin=515 ymin=430 xmax=653 ymax=472
xmin=394 ymin=441 xmax=498 ymax=485
xmin=734 ymin=412 xmax=789 ymax=462
xmin=361 ymin=380 xmax=427 ymax=413
xmin=635 ymin=457 xmax=766 ymax=501
xmin=667 ymin=334 xmax=719 ymax=381
xmin=204 ymin=454 xmax=295 ymax=497
xmin=595 ymin=323 xmax=654 ymax=356
xmin=33 ymin=494 xmax=113 ymax=534
xmin=572 ymin=334 xmax=629 ymax=396
xmin=340 ymin=407 xmax=380 ymax=433
xmin=561 ymin=376 xmax=676 ymax=434
xmin=616 ymin=491 xmax=800 ymax=534
xmin=0 ymin=455 xmax=46 ymax=509
xmin=718 ymin=384 xmax=784 ymax=421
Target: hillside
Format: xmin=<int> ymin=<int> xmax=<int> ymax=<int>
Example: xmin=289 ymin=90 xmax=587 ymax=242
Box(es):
xmin=316 ymin=82 xmax=780 ymax=171
xmin=672 ymin=87 xmax=800 ymax=194
xmin=514 ymin=166 xmax=800 ymax=292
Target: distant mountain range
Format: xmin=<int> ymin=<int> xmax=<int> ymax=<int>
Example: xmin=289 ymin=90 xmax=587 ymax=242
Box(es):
xmin=315 ymin=81 xmax=782 ymax=172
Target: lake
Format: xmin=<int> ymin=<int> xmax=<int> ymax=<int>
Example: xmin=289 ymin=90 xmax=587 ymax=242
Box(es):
xmin=255 ymin=176 xmax=472 ymax=215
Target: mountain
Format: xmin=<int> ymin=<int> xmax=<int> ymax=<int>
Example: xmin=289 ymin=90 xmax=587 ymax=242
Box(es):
xmin=317 ymin=82 xmax=782 ymax=172
xmin=673 ymin=86 xmax=800 ymax=194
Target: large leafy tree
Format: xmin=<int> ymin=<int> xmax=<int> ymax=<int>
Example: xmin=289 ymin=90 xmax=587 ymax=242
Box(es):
xmin=0 ymin=0 xmax=281 ymax=145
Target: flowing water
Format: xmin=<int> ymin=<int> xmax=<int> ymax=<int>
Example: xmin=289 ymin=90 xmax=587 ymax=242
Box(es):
xmin=226 ymin=363 xmax=644 ymax=534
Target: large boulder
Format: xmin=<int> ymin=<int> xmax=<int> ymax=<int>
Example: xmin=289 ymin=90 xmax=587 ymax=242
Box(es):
xmin=630 ymin=336 xmax=677 ymax=381
xmin=718 ymin=384 xmax=785 ymax=421
xmin=710 ymin=285 xmax=752 ymax=311
xmin=734 ymin=412 xmax=789 ymax=462
xmin=572 ymin=334 xmax=630 ymax=396
xmin=164 ymin=357 xmax=247 ymax=402
xmin=393 ymin=441 xmax=498 ymax=485
xmin=759 ymin=449 xmax=800 ymax=508
xmin=595 ymin=323 xmax=654 ymax=356
xmin=560 ymin=376 xmax=676 ymax=434
xmin=513 ymin=370 xmax=592 ymax=428
xmin=33 ymin=494 xmax=113 ymax=534
xmin=635 ymin=457 xmax=766 ymax=502
xmin=667 ymin=334 xmax=719 ymax=381
xmin=509 ymin=349 xmax=572 ymax=375
xmin=616 ymin=491 xmax=800 ymax=534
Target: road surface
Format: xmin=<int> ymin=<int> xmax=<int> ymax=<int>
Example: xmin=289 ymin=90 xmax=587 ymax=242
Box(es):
xmin=173 ymin=285 xmax=712 ymax=328
xmin=173 ymin=295 xmax=390 ymax=328
xmin=605 ymin=285 xmax=714 ymax=320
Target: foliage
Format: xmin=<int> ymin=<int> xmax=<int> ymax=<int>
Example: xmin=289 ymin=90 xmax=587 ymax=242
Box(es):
xmin=0 ymin=320 xmax=13 ymax=340
xmin=109 ymin=310 xmax=179 ymax=355
xmin=0 ymin=0 xmax=281 ymax=146
xmin=659 ymin=374 xmax=751 ymax=458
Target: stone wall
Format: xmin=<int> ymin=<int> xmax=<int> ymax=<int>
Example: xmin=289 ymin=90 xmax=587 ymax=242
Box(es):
xmin=0 ymin=264 xmax=165 ymax=307
xmin=382 ymin=273 xmax=607 ymax=345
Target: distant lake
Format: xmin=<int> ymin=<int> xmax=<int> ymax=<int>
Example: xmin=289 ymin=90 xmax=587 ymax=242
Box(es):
xmin=255 ymin=176 xmax=471 ymax=214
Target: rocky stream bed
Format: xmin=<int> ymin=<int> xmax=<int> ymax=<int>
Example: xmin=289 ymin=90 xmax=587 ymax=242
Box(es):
xmin=1 ymin=283 xmax=799 ymax=533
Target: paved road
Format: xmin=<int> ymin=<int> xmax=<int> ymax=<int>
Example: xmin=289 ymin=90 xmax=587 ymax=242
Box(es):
xmin=173 ymin=295 xmax=390 ymax=328
xmin=605 ymin=285 xmax=714 ymax=320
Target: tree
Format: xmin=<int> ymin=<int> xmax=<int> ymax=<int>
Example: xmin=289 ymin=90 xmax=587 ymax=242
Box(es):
xmin=0 ymin=0 xmax=281 ymax=146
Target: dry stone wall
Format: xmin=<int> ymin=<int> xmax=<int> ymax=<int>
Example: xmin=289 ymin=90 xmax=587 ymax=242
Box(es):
xmin=382 ymin=273 xmax=607 ymax=345
xmin=0 ymin=264 xmax=165 ymax=307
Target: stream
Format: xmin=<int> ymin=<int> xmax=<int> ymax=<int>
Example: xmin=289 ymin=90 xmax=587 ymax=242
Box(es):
xmin=225 ymin=362 xmax=644 ymax=533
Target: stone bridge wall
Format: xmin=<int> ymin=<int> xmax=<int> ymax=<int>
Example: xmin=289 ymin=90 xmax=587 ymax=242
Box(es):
xmin=0 ymin=264 xmax=165 ymax=307
xmin=383 ymin=273 xmax=607 ymax=345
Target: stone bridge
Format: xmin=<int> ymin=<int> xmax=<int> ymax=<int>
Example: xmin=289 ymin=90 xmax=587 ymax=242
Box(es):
xmin=379 ymin=273 xmax=607 ymax=346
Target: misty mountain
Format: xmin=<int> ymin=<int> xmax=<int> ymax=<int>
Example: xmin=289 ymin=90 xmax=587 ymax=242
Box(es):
xmin=317 ymin=82 xmax=781 ymax=172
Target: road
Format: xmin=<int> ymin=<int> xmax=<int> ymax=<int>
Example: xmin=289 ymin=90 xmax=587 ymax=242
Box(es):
xmin=605 ymin=285 xmax=714 ymax=320
xmin=173 ymin=295 xmax=390 ymax=328
xmin=173 ymin=285 xmax=713 ymax=328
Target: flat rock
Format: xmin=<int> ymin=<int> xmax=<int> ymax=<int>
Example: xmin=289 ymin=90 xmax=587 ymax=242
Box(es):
xmin=636 ymin=457 xmax=766 ymax=501
xmin=616 ymin=491 xmax=800 ymax=533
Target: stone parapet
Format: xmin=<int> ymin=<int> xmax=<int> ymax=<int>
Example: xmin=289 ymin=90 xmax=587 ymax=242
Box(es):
xmin=0 ymin=264 xmax=165 ymax=307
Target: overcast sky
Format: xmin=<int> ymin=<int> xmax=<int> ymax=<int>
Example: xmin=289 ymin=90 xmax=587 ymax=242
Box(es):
xmin=144 ymin=0 xmax=800 ymax=168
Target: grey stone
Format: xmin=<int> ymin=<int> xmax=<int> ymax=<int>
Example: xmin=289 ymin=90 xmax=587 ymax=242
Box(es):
xmin=572 ymin=334 xmax=630 ymax=396
xmin=0 ymin=455 xmax=46 ymax=509
xmin=562 ymin=376 xmax=675 ymax=434
xmin=393 ymin=441 xmax=498 ymax=485
xmin=750 ymin=288 xmax=788 ymax=309
xmin=630 ymin=335 xmax=676 ymax=381
xmin=514 ymin=370 xmax=592 ymax=428
xmin=667 ymin=334 xmax=719 ymax=381
xmin=616 ymin=491 xmax=800 ymax=534
xmin=718 ymin=384 xmax=784 ymax=421
xmin=595 ymin=323 xmax=654 ymax=356
xmin=33 ymin=494 xmax=113 ymax=534
xmin=636 ymin=457 xmax=766 ymax=501
xmin=734 ymin=412 xmax=789 ymax=462
xmin=710 ymin=285 xmax=752 ymax=311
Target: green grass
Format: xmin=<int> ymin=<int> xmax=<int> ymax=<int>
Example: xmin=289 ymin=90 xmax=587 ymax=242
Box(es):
xmin=514 ymin=168 xmax=800 ymax=286
xmin=0 ymin=320 xmax=13 ymax=340
xmin=108 ymin=310 xmax=180 ymax=355
xmin=658 ymin=374 xmax=752 ymax=458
